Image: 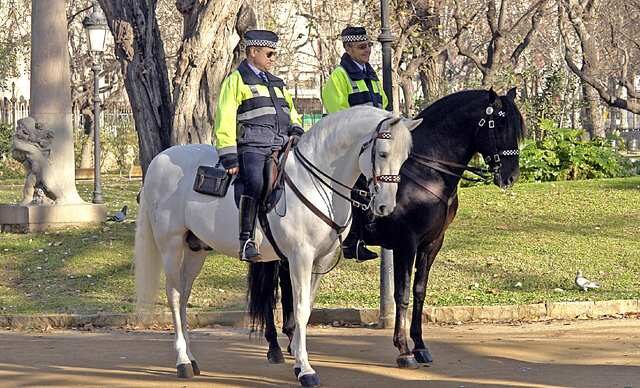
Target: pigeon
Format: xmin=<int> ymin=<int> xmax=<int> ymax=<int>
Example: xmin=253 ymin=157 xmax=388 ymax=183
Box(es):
xmin=107 ymin=205 xmax=128 ymax=222
xmin=575 ymin=270 xmax=600 ymax=291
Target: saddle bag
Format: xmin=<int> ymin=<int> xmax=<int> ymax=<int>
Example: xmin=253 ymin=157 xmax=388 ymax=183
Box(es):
xmin=193 ymin=165 xmax=232 ymax=197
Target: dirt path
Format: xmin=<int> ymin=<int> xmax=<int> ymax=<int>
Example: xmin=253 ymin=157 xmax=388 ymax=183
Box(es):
xmin=1 ymin=318 xmax=639 ymax=387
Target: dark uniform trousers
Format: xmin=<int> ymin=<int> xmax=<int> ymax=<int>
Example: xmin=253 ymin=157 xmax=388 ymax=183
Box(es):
xmin=238 ymin=148 xmax=271 ymax=201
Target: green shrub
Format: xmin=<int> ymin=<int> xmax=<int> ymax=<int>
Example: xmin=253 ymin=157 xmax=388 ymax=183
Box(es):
xmin=0 ymin=123 xmax=12 ymax=159
xmin=519 ymin=119 xmax=635 ymax=182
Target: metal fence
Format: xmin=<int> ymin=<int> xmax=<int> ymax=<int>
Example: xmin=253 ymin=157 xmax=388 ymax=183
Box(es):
xmin=0 ymin=96 xmax=29 ymax=128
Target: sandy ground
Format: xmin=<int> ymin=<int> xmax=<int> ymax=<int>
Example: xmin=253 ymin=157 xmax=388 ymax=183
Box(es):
xmin=0 ymin=318 xmax=639 ymax=387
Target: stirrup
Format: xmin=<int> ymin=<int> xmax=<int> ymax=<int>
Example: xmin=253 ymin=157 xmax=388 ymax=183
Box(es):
xmin=355 ymin=240 xmax=378 ymax=262
xmin=240 ymin=239 xmax=261 ymax=262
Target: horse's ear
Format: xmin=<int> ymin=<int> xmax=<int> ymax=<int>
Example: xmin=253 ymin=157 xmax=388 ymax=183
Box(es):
xmin=386 ymin=115 xmax=403 ymax=129
xmin=399 ymin=117 xmax=422 ymax=132
xmin=488 ymin=88 xmax=498 ymax=104
xmin=506 ymin=87 xmax=517 ymax=100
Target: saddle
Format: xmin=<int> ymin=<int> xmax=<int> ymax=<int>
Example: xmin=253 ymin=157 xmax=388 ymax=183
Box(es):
xmin=192 ymin=139 xmax=294 ymax=213
xmin=188 ymin=141 xmax=293 ymax=257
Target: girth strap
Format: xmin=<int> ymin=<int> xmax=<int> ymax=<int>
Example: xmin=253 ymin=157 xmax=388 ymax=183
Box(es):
xmin=257 ymin=211 xmax=290 ymax=262
xmin=284 ymin=173 xmax=348 ymax=234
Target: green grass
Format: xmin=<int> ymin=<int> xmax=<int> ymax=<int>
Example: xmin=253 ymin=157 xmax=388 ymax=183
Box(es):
xmin=1 ymin=176 xmax=639 ymax=315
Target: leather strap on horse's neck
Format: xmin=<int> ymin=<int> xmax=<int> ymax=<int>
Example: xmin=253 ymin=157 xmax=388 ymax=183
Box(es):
xmin=284 ymin=173 xmax=348 ymax=234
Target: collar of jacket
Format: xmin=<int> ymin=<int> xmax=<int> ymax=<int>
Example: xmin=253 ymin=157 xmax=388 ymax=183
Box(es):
xmin=238 ymin=60 xmax=285 ymax=88
xmin=340 ymin=53 xmax=379 ymax=81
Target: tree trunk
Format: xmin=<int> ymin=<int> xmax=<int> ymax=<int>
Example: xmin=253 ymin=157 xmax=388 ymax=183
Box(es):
xmin=399 ymin=76 xmax=415 ymax=117
xmin=171 ymin=0 xmax=255 ymax=145
xmin=98 ymin=0 xmax=173 ymax=174
xmin=421 ymin=52 xmax=447 ymax=104
xmin=581 ymin=81 xmax=605 ymax=138
xmin=79 ymin=132 xmax=93 ymax=169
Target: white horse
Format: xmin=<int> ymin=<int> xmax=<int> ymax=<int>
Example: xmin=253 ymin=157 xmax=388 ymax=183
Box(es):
xmin=134 ymin=106 xmax=420 ymax=386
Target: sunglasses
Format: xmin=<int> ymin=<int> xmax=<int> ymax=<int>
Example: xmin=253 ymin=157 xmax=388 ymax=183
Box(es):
xmin=353 ymin=42 xmax=374 ymax=50
xmin=264 ymin=50 xmax=277 ymax=59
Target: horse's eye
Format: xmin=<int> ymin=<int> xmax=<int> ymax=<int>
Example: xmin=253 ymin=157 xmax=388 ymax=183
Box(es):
xmin=378 ymin=152 xmax=388 ymax=159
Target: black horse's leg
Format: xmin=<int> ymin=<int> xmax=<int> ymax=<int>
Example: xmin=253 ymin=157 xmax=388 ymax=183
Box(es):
xmin=411 ymin=198 xmax=457 ymax=364
xmin=279 ymin=261 xmax=295 ymax=355
xmin=265 ymin=307 xmax=285 ymax=364
xmin=392 ymin=242 xmax=419 ymax=369
xmin=410 ymin=237 xmax=443 ymax=364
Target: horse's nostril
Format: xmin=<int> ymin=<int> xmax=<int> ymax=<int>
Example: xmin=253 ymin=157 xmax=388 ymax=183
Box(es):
xmin=378 ymin=205 xmax=387 ymax=214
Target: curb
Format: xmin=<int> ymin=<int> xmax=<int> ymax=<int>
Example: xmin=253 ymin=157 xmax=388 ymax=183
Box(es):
xmin=1 ymin=299 xmax=638 ymax=330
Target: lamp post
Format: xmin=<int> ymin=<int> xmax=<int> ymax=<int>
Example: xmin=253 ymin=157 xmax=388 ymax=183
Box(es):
xmin=83 ymin=0 xmax=108 ymax=204
xmin=378 ymin=0 xmax=395 ymax=328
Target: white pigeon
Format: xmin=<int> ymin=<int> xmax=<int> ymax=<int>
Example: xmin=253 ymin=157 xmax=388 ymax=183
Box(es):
xmin=575 ymin=270 xmax=600 ymax=291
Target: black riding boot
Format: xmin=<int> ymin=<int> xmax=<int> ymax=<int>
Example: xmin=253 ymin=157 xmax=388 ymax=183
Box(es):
xmin=342 ymin=202 xmax=378 ymax=262
xmin=239 ymin=195 xmax=261 ymax=262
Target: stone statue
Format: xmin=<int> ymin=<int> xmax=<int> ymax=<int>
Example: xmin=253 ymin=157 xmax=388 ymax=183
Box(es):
xmin=11 ymin=117 xmax=58 ymax=206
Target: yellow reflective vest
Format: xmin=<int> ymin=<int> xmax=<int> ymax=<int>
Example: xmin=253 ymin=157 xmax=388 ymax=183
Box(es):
xmin=214 ymin=60 xmax=302 ymax=155
xmin=321 ymin=53 xmax=388 ymax=113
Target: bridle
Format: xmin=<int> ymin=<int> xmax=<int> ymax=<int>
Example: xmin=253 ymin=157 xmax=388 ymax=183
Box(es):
xmin=409 ymin=103 xmax=520 ymax=183
xmin=478 ymin=105 xmax=520 ymax=181
xmin=290 ymin=116 xmax=401 ymax=215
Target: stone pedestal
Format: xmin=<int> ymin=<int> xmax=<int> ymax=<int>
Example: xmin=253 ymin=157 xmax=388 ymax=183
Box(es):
xmin=0 ymin=204 xmax=107 ymax=233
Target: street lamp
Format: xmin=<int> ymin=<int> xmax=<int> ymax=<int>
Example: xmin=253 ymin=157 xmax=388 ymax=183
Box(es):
xmin=83 ymin=0 xmax=108 ymax=204
xmin=378 ymin=0 xmax=396 ymax=328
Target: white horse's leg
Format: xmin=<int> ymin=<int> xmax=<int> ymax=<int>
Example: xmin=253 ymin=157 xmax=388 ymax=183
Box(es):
xmin=160 ymin=235 xmax=193 ymax=378
xmin=180 ymin=248 xmax=207 ymax=376
xmin=309 ymin=252 xmax=333 ymax=304
xmin=288 ymin=251 xmax=320 ymax=386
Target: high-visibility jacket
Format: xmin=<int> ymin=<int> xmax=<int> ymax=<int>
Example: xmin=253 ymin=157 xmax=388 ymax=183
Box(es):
xmin=214 ymin=60 xmax=302 ymax=156
xmin=321 ymin=53 xmax=388 ymax=113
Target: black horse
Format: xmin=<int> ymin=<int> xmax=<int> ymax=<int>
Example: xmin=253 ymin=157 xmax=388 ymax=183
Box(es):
xmin=262 ymin=88 xmax=525 ymax=368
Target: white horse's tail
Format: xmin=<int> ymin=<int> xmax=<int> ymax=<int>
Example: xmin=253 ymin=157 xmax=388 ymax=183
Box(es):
xmin=134 ymin=189 xmax=162 ymax=316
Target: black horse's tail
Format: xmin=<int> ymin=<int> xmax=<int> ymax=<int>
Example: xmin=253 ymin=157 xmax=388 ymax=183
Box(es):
xmin=247 ymin=261 xmax=280 ymax=332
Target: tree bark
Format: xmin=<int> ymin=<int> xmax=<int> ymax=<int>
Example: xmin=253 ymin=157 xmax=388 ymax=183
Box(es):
xmin=98 ymin=0 xmax=173 ymax=174
xmin=421 ymin=52 xmax=447 ymax=104
xmin=581 ymin=80 xmax=605 ymax=138
xmin=171 ymin=0 xmax=255 ymax=145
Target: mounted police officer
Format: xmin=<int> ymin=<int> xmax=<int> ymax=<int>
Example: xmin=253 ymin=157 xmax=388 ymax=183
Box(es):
xmin=214 ymin=30 xmax=304 ymax=263
xmin=321 ymin=26 xmax=388 ymax=261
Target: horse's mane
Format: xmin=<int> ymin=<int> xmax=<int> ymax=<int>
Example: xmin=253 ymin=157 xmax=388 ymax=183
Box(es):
xmin=304 ymin=106 xmax=390 ymax=145
xmin=416 ymin=90 xmax=525 ymax=141
xmin=301 ymin=106 xmax=409 ymax=152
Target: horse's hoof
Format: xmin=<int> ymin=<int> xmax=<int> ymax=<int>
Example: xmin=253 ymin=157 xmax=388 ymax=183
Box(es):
xmin=267 ymin=348 xmax=285 ymax=364
xmin=294 ymin=367 xmax=301 ymax=378
xmin=298 ymin=372 xmax=320 ymax=387
xmin=177 ymin=363 xmax=195 ymax=378
xmin=396 ymin=354 xmax=419 ymax=369
xmin=191 ymin=360 xmax=201 ymax=376
xmin=287 ymin=344 xmax=292 ymax=355
xmin=413 ymin=348 xmax=433 ymax=364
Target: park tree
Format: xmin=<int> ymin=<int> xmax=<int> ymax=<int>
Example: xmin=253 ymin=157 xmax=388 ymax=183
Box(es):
xmin=96 ymin=0 xmax=256 ymax=173
xmin=391 ymin=0 xmax=473 ymax=115
xmin=0 ymin=0 xmax=30 ymax=91
xmin=558 ymin=0 xmax=640 ymax=137
xmin=453 ymin=0 xmax=547 ymax=91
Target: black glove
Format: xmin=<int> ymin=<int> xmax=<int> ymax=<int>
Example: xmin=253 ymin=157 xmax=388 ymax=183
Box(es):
xmin=288 ymin=124 xmax=304 ymax=137
xmin=290 ymin=134 xmax=301 ymax=146
xmin=218 ymin=153 xmax=238 ymax=170
xmin=288 ymin=125 xmax=304 ymax=146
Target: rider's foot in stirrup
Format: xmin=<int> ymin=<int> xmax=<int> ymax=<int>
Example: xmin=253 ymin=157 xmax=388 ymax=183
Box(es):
xmin=343 ymin=240 xmax=378 ymax=262
xmin=239 ymin=239 xmax=262 ymax=262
